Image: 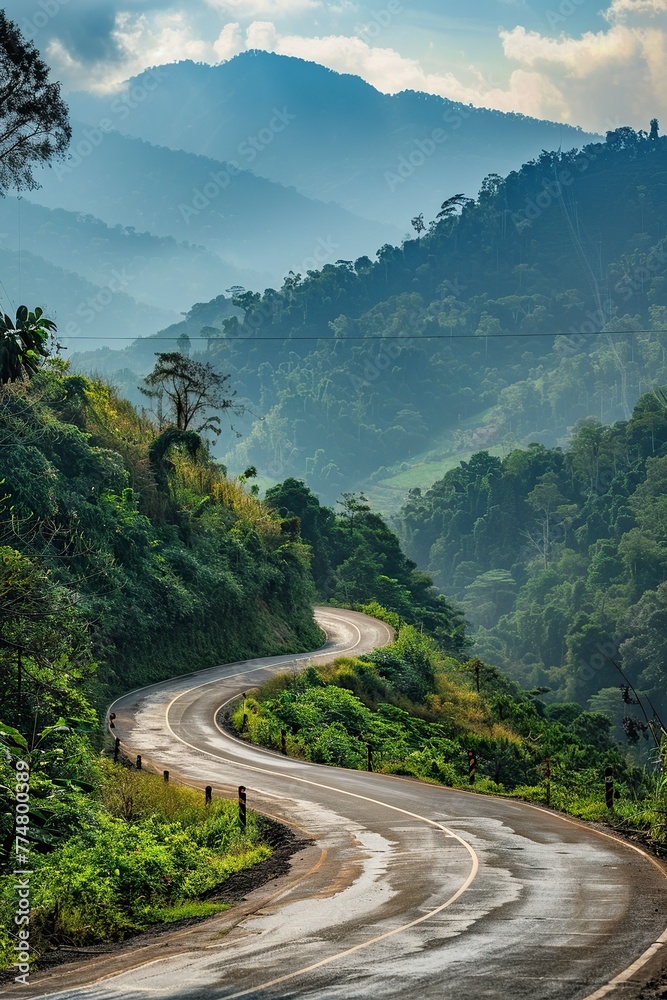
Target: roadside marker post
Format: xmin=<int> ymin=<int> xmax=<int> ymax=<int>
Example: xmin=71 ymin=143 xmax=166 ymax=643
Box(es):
xmin=545 ymin=756 xmax=551 ymax=808
xmin=238 ymin=785 xmax=247 ymax=830
xmin=605 ymin=766 xmax=614 ymax=809
xmin=113 ymin=737 xmax=120 ymax=762
xmin=281 ymin=729 xmax=287 ymax=755
xmin=136 ymin=754 xmax=142 ymax=770
xmin=467 ymin=750 xmax=476 ymax=785
xmin=205 ymin=785 xmax=212 ymax=806
xmin=163 ymin=770 xmax=169 ymax=783
xmin=367 ymin=745 xmax=373 ymax=772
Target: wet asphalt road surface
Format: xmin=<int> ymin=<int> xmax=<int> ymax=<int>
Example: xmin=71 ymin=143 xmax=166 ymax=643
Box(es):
xmin=12 ymin=609 xmax=667 ymax=1000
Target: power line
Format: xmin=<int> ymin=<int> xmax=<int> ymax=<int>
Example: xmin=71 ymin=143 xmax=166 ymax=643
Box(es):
xmin=61 ymin=329 xmax=667 ymax=343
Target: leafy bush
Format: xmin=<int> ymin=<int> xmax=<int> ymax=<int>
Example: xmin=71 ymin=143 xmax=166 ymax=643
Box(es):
xmin=0 ymin=768 xmax=270 ymax=966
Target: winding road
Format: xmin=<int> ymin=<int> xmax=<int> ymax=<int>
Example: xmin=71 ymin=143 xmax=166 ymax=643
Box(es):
xmin=16 ymin=608 xmax=667 ymax=1000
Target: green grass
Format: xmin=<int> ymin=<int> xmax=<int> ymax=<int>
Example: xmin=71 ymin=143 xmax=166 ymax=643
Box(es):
xmin=0 ymin=765 xmax=272 ymax=969
xmin=360 ymin=412 xmax=513 ymax=513
xmin=144 ymin=901 xmax=231 ymax=924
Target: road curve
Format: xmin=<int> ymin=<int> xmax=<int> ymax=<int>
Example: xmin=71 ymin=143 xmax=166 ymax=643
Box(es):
xmin=22 ymin=608 xmax=667 ymax=1000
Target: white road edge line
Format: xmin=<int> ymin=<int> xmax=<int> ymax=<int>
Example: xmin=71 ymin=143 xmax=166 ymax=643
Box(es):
xmin=160 ymin=610 xmax=480 ymax=997
xmin=30 ymin=611 xmax=666 ymax=1000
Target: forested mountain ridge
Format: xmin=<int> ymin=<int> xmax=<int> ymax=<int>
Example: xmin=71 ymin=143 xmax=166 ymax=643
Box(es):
xmin=0 ymin=364 xmax=321 ymax=715
xmin=398 ymin=390 xmax=667 ymax=731
xmin=74 ymin=124 xmax=667 ymax=504
xmin=67 ymin=52 xmax=598 ymax=227
xmin=0 ymin=331 xmax=471 ymax=965
xmin=2 ymin=361 xmax=665 ymax=964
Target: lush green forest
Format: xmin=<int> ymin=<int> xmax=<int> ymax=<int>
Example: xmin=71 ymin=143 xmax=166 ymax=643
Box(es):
xmin=0 ymin=353 xmax=322 ymax=968
xmin=2 ymin=333 xmax=666 ymax=970
xmin=0 ymin=344 xmax=463 ymax=968
xmin=398 ymin=390 xmax=667 ymax=737
xmin=74 ymin=124 xmax=667 ymax=507
xmin=232 ymin=605 xmax=667 ymax=840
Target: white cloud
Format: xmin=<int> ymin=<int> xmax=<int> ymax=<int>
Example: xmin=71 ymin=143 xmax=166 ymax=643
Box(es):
xmin=207 ymin=0 xmax=322 ymax=15
xmin=48 ymin=10 xmax=212 ymax=92
xmin=213 ymin=22 xmax=244 ymax=60
xmin=246 ymin=21 xmax=280 ymax=50
xmin=491 ymin=5 xmax=667 ymax=129
xmin=606 ymin=0 xmax=667 ymax=22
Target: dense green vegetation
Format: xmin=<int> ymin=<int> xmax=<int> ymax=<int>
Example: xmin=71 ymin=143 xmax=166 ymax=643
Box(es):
xmin=2 ymin=345 xmax=665 ymax=971
xmin=75 ymin=124 xmax=667 ymax=504
xmin=398 ymin=391 xmax=667 ymax=740
xmin=265 ymin=478 xmax=467 ymax=653
xmin=0 ymin=759 xmax=270 ymax=967
xmin=2 ymin=30 xmax=666 ymax=965
xmin=219 ymin=124 xmax=667 ymax=500
xmin=0 ymin=356 xmax=322 ymax=967
xmin=232 ymin=608 xmax=667 ymax=839
xmin=0 ymin=362 xmax=320 ymax=707
xmin=0 ymin=344 xmax=470 ymax=969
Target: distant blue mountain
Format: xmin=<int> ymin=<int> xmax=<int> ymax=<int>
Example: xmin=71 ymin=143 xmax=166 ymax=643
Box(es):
xmin=68 ymin=52 xmax=600 ymax=228
xmin=31 ymin=122 xmax=399 ymax=286
xmin=0 ymin=244 xmax=177 ymax=345
xmin=0 ymin=197 xmax=262 ymax=315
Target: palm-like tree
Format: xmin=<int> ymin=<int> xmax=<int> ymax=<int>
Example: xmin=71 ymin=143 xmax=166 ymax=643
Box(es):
xmin=0 ymin=306 xmax=54 ymax=384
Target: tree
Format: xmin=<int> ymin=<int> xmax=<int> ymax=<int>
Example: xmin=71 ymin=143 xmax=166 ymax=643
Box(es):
xmin=650 ymin=118 xmax=660 ymax=141
xmin=140 ymin=352 xmax=243 ymax=437
xmin=0 ymin=306 xmax=54 ymax=384
xmin=526 ymin=472 xmax=569 ymax=568
xmin=436 ymin=193 xmax=470 ymax=221
xmin=0 ymin=12 xmax=71 ymax=195
xmin=337 ymin=492 xmax=370 ymax=533
xmin=411 ymin=213 xmax=426 ymax=236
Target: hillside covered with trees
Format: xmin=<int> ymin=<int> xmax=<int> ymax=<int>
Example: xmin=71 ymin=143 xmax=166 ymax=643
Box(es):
xmin=0 ymin=334 xmax=463 ymax=966
xmin=398 ymin=391 xmax=667 ymax=740
xmin=74 ymin=123 xmax=667 ymax=507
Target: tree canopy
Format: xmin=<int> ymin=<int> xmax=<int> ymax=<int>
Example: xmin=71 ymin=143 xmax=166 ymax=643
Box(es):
xmin=0 ymin=11 xmax=71 ymax=195
xmin=140 ymin=352 xmax=243 ymax=437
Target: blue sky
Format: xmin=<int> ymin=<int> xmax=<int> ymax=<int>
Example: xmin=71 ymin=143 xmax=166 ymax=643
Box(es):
xmin=7 ymin=0 xmax=667 ymax=130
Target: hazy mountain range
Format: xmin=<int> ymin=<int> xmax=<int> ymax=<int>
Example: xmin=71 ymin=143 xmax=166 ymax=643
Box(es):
xmin=68 ymin=52 xmax=599 ymax=228
xmin=4 ymin=51 xmax=601 ymax=353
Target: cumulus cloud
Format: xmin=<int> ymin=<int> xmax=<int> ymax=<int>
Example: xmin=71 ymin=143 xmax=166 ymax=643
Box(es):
xmin=606 ymin=0 xmax=667 ymax=21
xmin=47 ymin=10 xmax=213 ymax=92
xmin=207 ymin=0 xmax=322 ymax=15
xmin=490 ymin=2 xmax=667 ymax=129
xmin=213 ymin=22 xmax=244 ymax=61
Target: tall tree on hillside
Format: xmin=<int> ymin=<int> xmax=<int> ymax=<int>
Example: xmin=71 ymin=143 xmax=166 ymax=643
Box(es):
xmin=140 ymin=352 xmax=243 ymax=437
xmin=526 ymin=472 xmax=570 ymax=569
xmin=0 ymin=11 xmax=71 ymax=195
xmin=436 ymin=193 xmax=471 ymax=221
